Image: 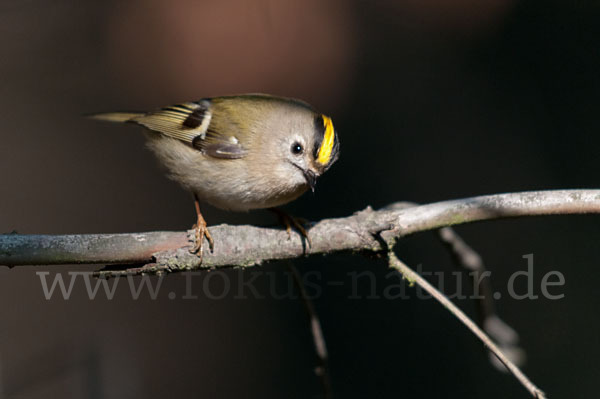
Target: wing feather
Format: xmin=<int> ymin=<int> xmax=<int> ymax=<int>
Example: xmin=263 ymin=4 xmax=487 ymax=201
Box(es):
xmin=91 ymin=98 xmax=250 ymax=160
xmin=131 ymin=101 xmax=212 ymax=145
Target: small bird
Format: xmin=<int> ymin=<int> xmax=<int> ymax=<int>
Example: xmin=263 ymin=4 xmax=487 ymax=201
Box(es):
xmin=90 ymin=94 xmax=340 ymax=258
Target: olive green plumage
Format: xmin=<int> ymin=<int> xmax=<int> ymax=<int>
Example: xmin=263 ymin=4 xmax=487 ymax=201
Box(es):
xmin=90 ymin=94 xmax=340 ymax=212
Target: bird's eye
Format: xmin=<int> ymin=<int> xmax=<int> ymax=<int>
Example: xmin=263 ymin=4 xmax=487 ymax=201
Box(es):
xmin=291 ymin=142 xmax=304 ymax=155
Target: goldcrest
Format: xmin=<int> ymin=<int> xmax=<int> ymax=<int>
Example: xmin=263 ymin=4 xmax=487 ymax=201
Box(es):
xmin=91 ymin=94 xmax=340 ymax=256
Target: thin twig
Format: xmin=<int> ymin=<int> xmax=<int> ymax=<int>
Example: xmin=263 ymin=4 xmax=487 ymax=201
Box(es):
xmin=438 ymin=227 xmax=524 ymax=369
xmin=383 ymin=203 xmax=525 ymax=369
xmin=1 ymin=190 xmax=600 ymax=276
xmin=288 ymin=263 xmax=332 ymax=398
xmin=387 ymin=250 xmax=545 ymax=399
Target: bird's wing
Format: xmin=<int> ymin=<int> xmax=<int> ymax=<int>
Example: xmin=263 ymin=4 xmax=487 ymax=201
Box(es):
xmin=131 ymin=100 xmax=247 ymax=159
xmin=132 ymin=101 xmax=211 ymax=144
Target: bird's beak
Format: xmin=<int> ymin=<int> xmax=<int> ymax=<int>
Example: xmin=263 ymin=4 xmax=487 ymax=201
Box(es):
xmin=303 ymin=169 xmax=318 ymax=192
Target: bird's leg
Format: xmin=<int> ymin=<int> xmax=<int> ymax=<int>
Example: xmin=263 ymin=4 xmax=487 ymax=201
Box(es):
xmin=191 ymin=195 xmax=214 ymax=257
xmin=269 ymin=208 xmax=312 ymax=248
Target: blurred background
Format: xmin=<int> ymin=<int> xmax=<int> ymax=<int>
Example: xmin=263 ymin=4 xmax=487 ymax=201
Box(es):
xmin=1 ymin=0 xmax=599 ymax=397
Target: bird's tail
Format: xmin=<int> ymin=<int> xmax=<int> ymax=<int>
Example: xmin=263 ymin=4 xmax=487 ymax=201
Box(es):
xmin=87 ymin=112 xmax=143 ymax=123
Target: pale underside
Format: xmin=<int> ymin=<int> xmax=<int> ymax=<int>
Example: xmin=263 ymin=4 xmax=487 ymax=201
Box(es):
xmin=145 ymin=133 xmax=309 ymax=211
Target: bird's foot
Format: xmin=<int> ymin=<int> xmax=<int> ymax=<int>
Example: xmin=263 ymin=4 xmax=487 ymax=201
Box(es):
xmin=269 ymin=208 xmax=312 ymax=248
xmin=190 ymin=195 xmax=214 ymax=259
xmin=190 ymin=216 xmax=214 ymax=259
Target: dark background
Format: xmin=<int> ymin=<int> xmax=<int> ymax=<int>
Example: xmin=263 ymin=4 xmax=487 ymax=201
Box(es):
xmin=1 ymin=0 xmax=599 ymax=397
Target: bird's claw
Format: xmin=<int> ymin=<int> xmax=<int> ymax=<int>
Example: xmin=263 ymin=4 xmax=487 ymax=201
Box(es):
xmin=190 ymin=219 xmax=214 ymax=259
xmin=271 ymin=209 xmax=312 ymax=248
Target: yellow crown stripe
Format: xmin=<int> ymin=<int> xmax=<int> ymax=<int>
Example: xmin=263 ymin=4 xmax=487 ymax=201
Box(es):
xmin=317 ymin=115 xmax=335 ymax=165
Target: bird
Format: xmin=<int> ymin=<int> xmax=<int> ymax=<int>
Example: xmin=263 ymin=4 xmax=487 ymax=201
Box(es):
xmin=90 ymin=94 xmax=340 ymax=259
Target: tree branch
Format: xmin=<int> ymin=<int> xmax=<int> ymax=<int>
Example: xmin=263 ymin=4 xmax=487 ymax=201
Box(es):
xmin=2 ymin=189 xmax=592 ymax=398
xmin=1 ymin=189 xmax=599 ymax=276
